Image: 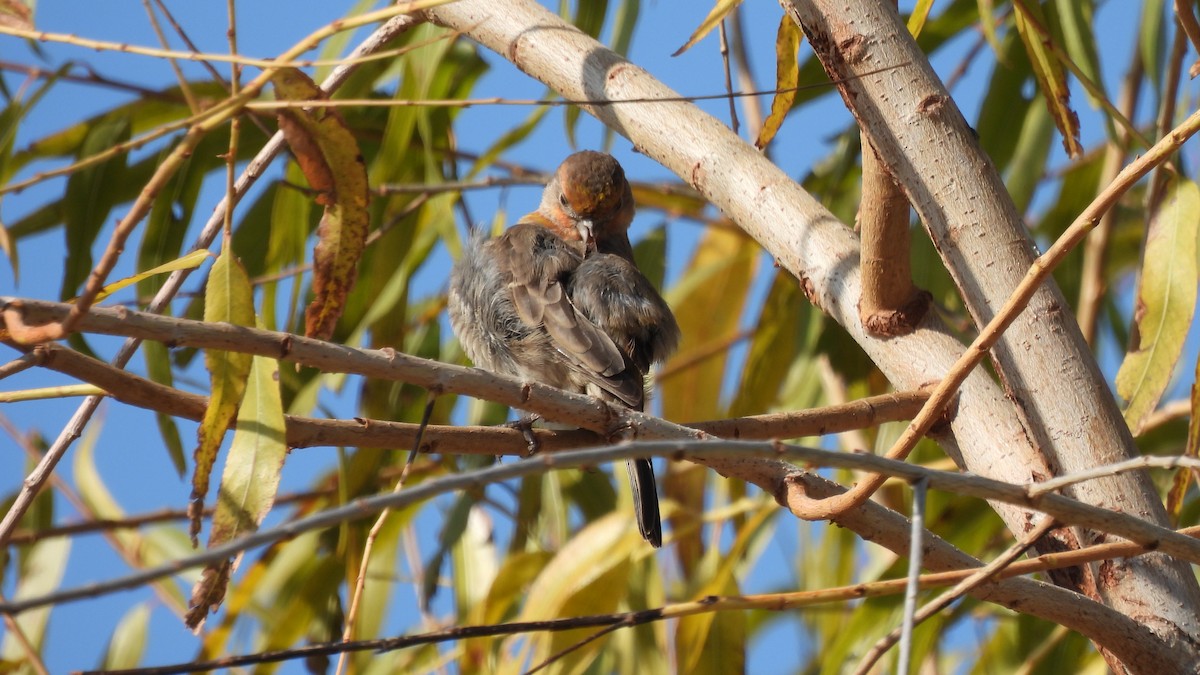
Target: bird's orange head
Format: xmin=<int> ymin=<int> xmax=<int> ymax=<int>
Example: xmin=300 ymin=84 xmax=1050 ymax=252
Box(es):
xmin=537 ymin=151 xmax=634 ymax=252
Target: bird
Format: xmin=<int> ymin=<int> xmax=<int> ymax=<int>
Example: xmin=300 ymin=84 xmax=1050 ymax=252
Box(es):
xmin=448 ymin=150 xmax=680 ymax=547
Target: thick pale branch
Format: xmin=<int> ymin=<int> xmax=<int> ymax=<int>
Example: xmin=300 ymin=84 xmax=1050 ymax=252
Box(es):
xmin=783 ymin=1 xmax=1200 ymax=660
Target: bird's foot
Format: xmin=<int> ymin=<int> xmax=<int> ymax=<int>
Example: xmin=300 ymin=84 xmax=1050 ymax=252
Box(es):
xmin=505 ymin=414 xmax=542 ymax=456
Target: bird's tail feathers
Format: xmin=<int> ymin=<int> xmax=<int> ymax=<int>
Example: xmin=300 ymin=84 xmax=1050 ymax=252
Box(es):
xmin=627 ymin=458 xmax=662 ymax=548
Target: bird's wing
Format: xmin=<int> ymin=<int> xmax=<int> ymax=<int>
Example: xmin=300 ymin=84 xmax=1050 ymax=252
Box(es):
xmin=495 ymin=222 xmax=641 ymax=406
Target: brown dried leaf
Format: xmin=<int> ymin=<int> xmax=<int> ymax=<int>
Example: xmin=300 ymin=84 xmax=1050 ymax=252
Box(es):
xmin=271 ymin=67 xmax=370 ymax=340
xmin=184 ymin=560 xmax=232 ymax=631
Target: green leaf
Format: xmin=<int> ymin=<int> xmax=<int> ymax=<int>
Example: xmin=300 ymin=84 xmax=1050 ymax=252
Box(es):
xmin=102 ymin=603 xmax=151 ymax=669
xmin=467 ymin=104 xmax=551 ymax=180
xmin=675 ymin=504 xmax=772 ymax=674
xmin=976 ymin=0 xmax=1002 ymax=54
xmin=188 ymin=351 xmax=287 ymax=630
xmin=513 ymin=513 xmax=641 ymax=672
xmin=0 ymin=220 xmax=15 ymax=281
xmin=61 ymin=115 xmax=130 ymax=299
xmin=754 ymin=14 xmax=803 ymax=150
xmin=610 ymin=0 xmax=640 ymax=56
xmin=206 ymin=352 xmax=287 ymax=556
xmin=1004 ymin=93 xmax=1053 ymax=214
xmin=1116 ymin=178 xmax=1200 ymax=433
xmin=730 ymin=271 xmax=809 ymax=416
xmin=0 ymin=537 xmax=69 ymax=660
xmin=1012 ymin=0 xmax=1082 ymax=158
xmin=1140 ymin=0 xmax=1166 ymax=91
xmin=661 ymin=227 xmax=758 ymax=422
xmin=191 ymin=249 xmax=255 ymax=544
xmin=1053 ymin=0 xmax=1105 ymax=112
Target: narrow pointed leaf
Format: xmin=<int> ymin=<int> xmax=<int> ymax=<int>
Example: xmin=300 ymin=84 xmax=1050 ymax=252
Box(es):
xmin=102 ymin=603 xmax=151 ymax=669
xmin=272 ymin=67 xmax=370 ymax=340
xmin=906 ymin=0 xmax=936 ymax=38
xmin=187 ymin=352 xmax=286 ymax=629
xmin=1116 ymin=179 xmax=1200 ymax=433
xmin=755 ymin=14 xmax=803 ymax=150
xmin=0 ymin=538 xmax=69 ymax=659
xmin=90 ymin=249 xmax=210 ymax=303
xmin=62 ymin=115 xmax=130 ymax=298
xmin=191 ymin=250 xmax=255 ymax=544
xmin=672 ymin=0 xmax=743 ymax=57
xmin=1012 ymin=0 xmax=1082 ymax=157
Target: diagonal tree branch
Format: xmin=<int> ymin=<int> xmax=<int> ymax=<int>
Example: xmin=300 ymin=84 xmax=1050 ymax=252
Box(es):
xmin=780 ymin=2 xmax=1200 ymax=666
xmin=20 ymin=340 xmax=931 ymax=453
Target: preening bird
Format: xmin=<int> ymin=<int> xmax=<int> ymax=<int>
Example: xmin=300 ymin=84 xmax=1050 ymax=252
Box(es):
xmin=448 ymin=150 xmax=679 ymax=547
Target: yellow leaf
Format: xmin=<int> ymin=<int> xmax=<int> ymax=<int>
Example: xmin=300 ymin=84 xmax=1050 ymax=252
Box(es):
xmin=505 ymin=514 xmax=641 ymax=674
xmin=1116 ymin=178 xmax=1200 ymax=433
xmin=676 ymin=504 xmax=772 ymax=674
xmin=906 ymin=0 xmax=936 ymax=38
xmin=187 ymin=351 xmax=286 ymax=630
xmin=755 ymin=15 xmax=804 ymax=150
xmin=91 ymin=249 xmax=210 ymax=303
xmin=672 ymin=0 xmax=744 ymax=57
xmin=191 ymin=250 xmax=255 ymax=545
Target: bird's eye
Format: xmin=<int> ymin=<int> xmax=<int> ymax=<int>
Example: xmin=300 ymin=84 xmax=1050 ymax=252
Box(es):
xmin=559 ymin=193 xmax=569 ymax=208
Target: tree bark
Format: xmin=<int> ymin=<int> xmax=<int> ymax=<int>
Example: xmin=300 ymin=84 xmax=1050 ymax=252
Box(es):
xmin=782 ymin=0 xmax=1200 ymax=666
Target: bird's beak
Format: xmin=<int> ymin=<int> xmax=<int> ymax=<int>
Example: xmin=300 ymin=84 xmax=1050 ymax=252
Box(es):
xmin=577 ymin=219 xmax=596 ymax=253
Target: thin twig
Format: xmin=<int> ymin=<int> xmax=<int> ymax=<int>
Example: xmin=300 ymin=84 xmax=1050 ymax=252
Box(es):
xmin=0 ymin=413 xmax=188 ymax=617
xmin=9 ymin=441 xmax=1200 ymax=617
xmin=1175 ymin=0 xmax=1200 ymax=77
xmin=5 ymin=488 xmax=332 ymax=545
xmin=726 ymin=6 xmax=762 ymax=139
xmin=854 ymin=517 xmax=1057 ymax=673
xmin=0 ymin=350 xmax=45 ymax=380
xmin=336 ymin=394 xmax=436 ymax=675
xmin=4 ymin=300 xmax=926 ymax=451
xmin=19 ymin=336 xmax=929 ymax=453
xmin=0 ymin=10 xmax=443 ymax=70
xmin=717 ymin=21 xmax=739 ymax=135
xmin=896 ymin=477 xmax=928 ymax=675
xmin=1077 ymin=48 xmax=1142 ymax=344
xmin=0 ymin=59 xmax=186 ymax=100
xmin=142 ymin=0 xmax=200 ymax=113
